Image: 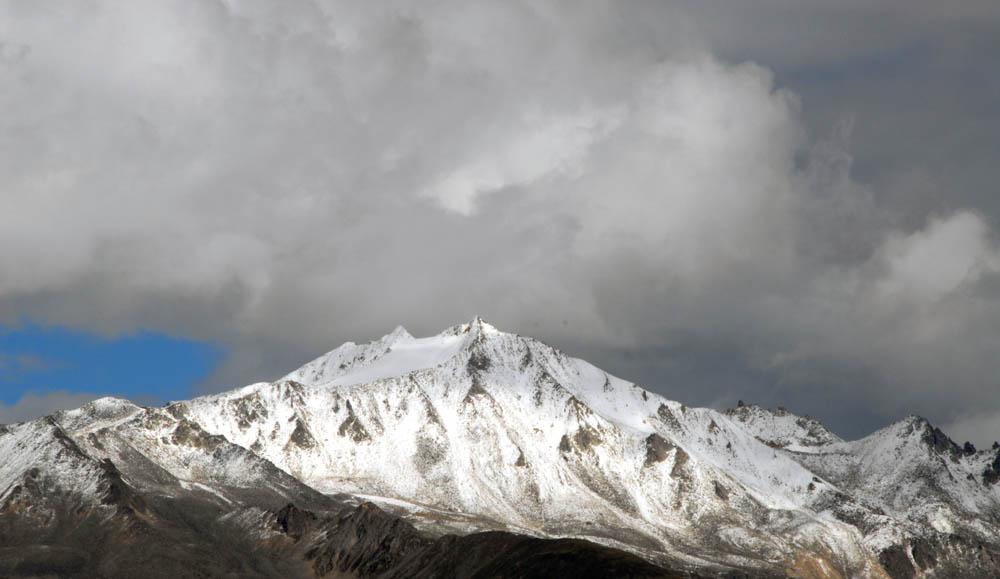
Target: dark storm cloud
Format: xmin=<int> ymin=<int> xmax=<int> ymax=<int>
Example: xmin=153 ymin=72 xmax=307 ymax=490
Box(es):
xmin=1 ymin=1 xmax=998 ymax=444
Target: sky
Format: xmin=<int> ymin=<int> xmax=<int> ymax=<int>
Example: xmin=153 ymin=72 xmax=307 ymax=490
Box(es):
xmin=0 ymin=324 xmax=217 ymax=423
xmin=1 ymin=0 xmax=998 ymax=447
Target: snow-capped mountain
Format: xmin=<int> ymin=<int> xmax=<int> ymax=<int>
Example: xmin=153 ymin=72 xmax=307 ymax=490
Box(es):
xmin=2 ymin=317 xmax=999 ymax=578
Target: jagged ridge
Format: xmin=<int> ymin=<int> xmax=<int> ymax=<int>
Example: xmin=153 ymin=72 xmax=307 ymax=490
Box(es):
xmin=1 ymin=317 xmax=999 ymax=578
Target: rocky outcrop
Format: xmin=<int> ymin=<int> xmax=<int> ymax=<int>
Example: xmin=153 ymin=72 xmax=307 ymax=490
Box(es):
xmin=984 ymin=449 xmax=1000 ymax=485
xmin=645 ymin=432 xmax=675 ymax=465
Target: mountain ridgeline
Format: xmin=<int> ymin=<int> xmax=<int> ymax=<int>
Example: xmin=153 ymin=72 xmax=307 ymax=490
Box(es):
xmin=2 ymin=318 xmax=999 ymax=578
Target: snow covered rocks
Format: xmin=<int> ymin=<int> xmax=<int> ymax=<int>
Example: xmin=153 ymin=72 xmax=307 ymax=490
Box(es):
xmin=2 ymin=317 xmax=999 ymax=578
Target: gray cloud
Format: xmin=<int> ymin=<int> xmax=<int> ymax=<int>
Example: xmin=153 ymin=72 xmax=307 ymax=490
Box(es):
xmin=0 ymin=390 xmax=102 ymax=425
xmin=1 ymin=1 xmax=998 ymax=445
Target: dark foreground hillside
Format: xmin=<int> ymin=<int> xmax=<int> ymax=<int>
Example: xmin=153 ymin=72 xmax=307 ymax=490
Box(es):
xmin=0 ymin=484 xmax=702 ymax=579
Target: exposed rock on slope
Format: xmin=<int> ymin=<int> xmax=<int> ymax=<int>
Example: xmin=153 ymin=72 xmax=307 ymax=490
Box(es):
xmin=2 ymin=317 xmax=999 ymax=577
xmin=0 ymin=393 xmax=678 ymax=578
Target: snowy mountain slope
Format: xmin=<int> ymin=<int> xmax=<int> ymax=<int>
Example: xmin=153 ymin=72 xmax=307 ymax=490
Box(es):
xmin=728 ymin=403 xmax=1000 ymax=577
xmin=0 ymin=416 xmax=114 ymax=517
xmin=725 ymin=403 xmax=844 ymax=450
xmin=177 ymin=318 xmax=887 ymax=576
xmin=728 ymin=402 xmax=1000 ymax=528
xmin=794 ymin=417 xmax=1000 ymax=520
xmin=0 ymin=388 xmax=699 ymax=578
xmin=51 ymin=396 xmax=338 ymax=511
xmin=3 ymin=317 xmax=999 ymax=577
xmin=0 ymin=403 xmax=329 ymax=577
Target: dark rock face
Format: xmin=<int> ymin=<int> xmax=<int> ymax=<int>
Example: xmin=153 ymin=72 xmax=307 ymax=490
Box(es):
xmin=984 ymin=449 xmax=1000 ymax=485
xmin=467 ymin=350 xmax=492 ymax=374
xmin=645 ymin=433 xmax=675 ymax=465
xmin=96 ymin=458 xmax=147 ymax=516
xmin=307 ymin=502 xmax=431 ymax=577
xmin=657 ymin=404 xmax=682 ymax=431
xmin=338 ymin=400 xmax=371 ymax=442
xmin=283 ymin=502 xmax=692 ymax=579
xmin=921 ymin=424 xmax=963 ymax=458
xmin=0 ymin=490 xmax=310 ymax=578
xmin=909 ymin=538 xmax=938 ymax=570
xmin=287 ymin=419 xmax=318 ymax=449
xmin=533 ymin=371 xmax=561 ymax=406
xmin=232 ymin=394 xmax=270 ymax=430
xmin=877 ymin=535 xmax=1000 ymax=579
xmin=274 ymin=503 xmax=318 ymax=540
xmin=170 ymin=419 xmax=227 ymax=451
xmin=572 ymin=425 xmax=603 ymax=450
xmin=381 ymin=532 xmax=692 ymax=579
xmin=519 ymin=348 xmax=534 ymax=370
xmin=713 ymin=480 xmax=729 ymax=501
xmin=670 ymin=447 xmax=690 ymax=478
xmin=4 ymin=481 xmax=696 ymax=579
xmin=879 ymin=544 xmax=916 ymax=579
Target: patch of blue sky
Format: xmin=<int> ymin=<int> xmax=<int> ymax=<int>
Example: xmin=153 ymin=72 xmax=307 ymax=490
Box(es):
xmin=0 ymin=323 xmax=220 ymax=406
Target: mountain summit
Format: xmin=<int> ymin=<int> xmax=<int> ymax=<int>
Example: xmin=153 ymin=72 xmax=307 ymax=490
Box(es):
xmin=2 ymin=318 xmax=999 ymax=578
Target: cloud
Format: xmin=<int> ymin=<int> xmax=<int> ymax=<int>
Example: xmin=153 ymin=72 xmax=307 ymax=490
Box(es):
xmin=420 ymin=106 xmax=625 ymax=215
xmin=0 ymin=390 xmax=103 ymax=425
xmin=945 ymin=411 xmax=1000 ymax=450
xmin=0 ymin=1 xmax=998 ymax=445
xmin=877 ymin=212 xmax=997 ymax=303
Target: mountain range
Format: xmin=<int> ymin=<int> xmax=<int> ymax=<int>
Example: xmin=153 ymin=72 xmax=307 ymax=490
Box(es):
xmin=2 ymin=317 xmax=999 ymax=578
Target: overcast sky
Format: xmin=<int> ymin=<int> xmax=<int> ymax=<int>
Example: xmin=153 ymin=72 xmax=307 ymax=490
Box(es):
xmin=1 ymin=0 xmax=998 ymax=446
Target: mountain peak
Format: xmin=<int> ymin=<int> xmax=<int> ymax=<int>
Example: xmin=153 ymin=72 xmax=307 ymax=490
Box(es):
xmin=54 ymin=396 xmax=142 ymax=431
xmin=468 ymin=315 xmax=497 ymax=333
xmin=384 ymin=324 xmax=414 ymax=344
xmin=282 ymin=320 xmax=496 ymax=387
xmin=442 ymin=315 xmax=502 ymax=338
